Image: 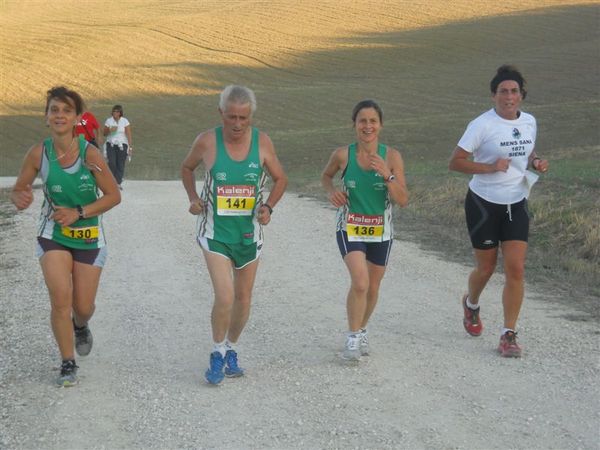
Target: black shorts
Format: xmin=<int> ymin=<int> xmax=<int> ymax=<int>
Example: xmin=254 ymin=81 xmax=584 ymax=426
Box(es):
xmin=336 ymin=230 xmax=392 ymax=266
xmin=465 ymin=189 xmax=529 ymax=250
xmin=36 ymin=237 xmax=106 ymax=266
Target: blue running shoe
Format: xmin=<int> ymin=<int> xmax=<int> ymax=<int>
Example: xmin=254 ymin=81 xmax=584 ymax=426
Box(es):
xmin=205 ymin=351 xmax=225 ymax=385
xmin=224 ymin=350 xmax=244 ymax=377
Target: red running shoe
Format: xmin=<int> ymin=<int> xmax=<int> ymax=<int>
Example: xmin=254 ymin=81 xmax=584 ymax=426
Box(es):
xmin=498 ymin=331 xmax=522 ymax=358
xmin=462 ymin=294 xmax=483 ymax=336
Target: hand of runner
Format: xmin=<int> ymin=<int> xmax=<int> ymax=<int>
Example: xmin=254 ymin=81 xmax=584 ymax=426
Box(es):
xmin=52 ymin=206 xmax=78 ymax=227
xmin=11 ymin=184 xmax=34 ymax=210
xmin=189 ymin=199 xmax=204 ymax=215
xmin=534 ymin=158 xmax=549 ymax=173
xmin=368 ymin=153 xmax=389 ymax=178
xmin=493 ymin=158 xmax=511 ymax=173
xmin=328 ymin=190 xmax=348 ymax=208
xmin=257 ymin=205 xmax=271 ymax=225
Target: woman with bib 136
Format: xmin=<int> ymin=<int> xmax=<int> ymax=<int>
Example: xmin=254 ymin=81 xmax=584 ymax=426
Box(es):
xmin=322 ymin=99 xmax=408 ymax=361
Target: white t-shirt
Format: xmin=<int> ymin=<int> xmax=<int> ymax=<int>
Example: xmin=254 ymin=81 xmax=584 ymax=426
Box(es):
xmin=104 ymin=116 xmax=130 ymax=146
xmin=457 ymin=108 xmax=537 ymax=204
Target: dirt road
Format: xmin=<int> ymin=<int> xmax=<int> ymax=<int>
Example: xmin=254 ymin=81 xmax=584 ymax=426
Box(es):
xmin=0 ymin=180 xmax=598 ymax=449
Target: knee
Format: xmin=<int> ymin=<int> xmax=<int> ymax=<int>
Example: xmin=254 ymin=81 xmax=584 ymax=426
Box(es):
xmin=367 ymin=285 xmax=381 ymax=300
xmin=505 ymin=262 xmax=525 ymax=282
xmin=51 ymin=300 xmax=72 ymax=318
xmin=48 ymin=288 xmax=72 ymax=312
xmin=476 ymin=262 xmax=496 ymax=279
xmin=234 ymin=294 xmax=252 ymax=309
xmin=214 ymin=295 xmax=234 ymax=311
xmin=351 ymin=279 xmax=369 ymax=295
xmin=73 ymin=302 xmax=95 ymax=319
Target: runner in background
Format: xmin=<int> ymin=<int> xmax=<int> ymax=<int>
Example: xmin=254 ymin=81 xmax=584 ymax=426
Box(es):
xmin=75 ymin=110 xmax=103 ymax=149
xmin=104 ymin=105 xmax=133 ymax=189
xmin=181 ymin=85 xmax=287 ymax=385
xmin=321 ymin=99 xmax=408 ymax=361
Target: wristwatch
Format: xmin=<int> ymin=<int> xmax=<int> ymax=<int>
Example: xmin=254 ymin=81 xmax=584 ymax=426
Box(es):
xmin=76 ymin=205 xmax=85 ymax=220
xmin=385 ymin=175 xmax=396 ymax=183
xmin=262 ymin=203 xmax=273 ymax=215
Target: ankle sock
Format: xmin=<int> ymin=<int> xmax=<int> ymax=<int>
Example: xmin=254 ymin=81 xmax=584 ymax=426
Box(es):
xmin=212 ymin=341 xmax=227 ymax=357
xmin=465 ymin=296 xmax=479 ymax=310
xmin=225 ymin=340 xmax=236 ymax=353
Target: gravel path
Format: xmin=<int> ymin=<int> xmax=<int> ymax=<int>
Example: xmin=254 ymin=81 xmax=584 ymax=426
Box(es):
xmin=0 ymin=180 xmax=598 ymax=449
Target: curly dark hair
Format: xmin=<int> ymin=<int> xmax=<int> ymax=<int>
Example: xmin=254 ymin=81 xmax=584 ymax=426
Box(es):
xmin=490 ymin=65 xmax=527 ymax=100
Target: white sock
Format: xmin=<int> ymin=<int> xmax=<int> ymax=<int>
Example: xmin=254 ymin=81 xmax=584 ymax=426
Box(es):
xmin=212 ymin=340 xmax=227 ymax=357
xmin=466 ymin=296 xmax=479 ymax=310
xmin=501 ymin=327 xmax=515 ymax=336
xmin=347 ymin=331 xmax=360 ymax=339
xmin=225 ymin=339 xmax=236 ymax=352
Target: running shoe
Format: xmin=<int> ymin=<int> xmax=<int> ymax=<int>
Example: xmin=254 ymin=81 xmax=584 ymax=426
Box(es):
xmin=359 ymin=330 xmax=370 ymax=356
xmin=341 ymin=334 xmax=361 ymax=361
xmin=205 ymin=351 xmax=225 ymax=385
xmin=498 ymin=331 xmax=522 ymax=358
xmin=56 ymin=360 xmax=78 ymax=387
xmin=462 ymin=294 xmax=483 ymax=336
xmin=73 ymin=319 xmax=93 ymax=357
xmin=224 ymin=350 xmax=244 ymax=377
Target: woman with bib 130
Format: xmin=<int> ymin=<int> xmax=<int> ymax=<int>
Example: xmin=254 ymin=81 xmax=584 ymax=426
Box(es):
xmin=11 ymin=86 xmax=121 ymax=386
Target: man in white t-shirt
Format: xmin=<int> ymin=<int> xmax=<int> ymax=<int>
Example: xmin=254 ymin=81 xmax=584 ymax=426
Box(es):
xmin=103 ymin=104 xmax=133 ymax=188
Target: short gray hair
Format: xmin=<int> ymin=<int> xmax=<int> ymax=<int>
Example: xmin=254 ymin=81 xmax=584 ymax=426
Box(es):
xmin=219 ymin=85 xmax=257 ymax=114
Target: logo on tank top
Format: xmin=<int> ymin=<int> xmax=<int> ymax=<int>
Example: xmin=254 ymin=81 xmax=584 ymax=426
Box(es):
xmin=346 ymin=180 xmax=356 ymax=189
xmin=512 ymin=128 xmax=521 ymax=139
xmin=248 ymin=162 xmax=259 ymax=169
xmin=51 ymin=185 xmax=62 ymax=193
xmin=244 ymin=173 xmax=258 ymax=182
xmin=215 ymin=172 xmax=227 ymax=181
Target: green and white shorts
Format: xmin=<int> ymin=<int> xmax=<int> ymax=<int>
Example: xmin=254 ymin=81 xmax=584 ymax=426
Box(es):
xmin=197 ymin=236 xmax=262 ymax=269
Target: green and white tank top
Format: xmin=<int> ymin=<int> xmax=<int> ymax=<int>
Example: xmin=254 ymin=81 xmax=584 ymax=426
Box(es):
xmin=38 ymin=135 xmax=105 ymax=249
xmin=197 ymin=127 xmax=267 ymax=244
xmin=335 ymin=143 xmax=393 ymax=242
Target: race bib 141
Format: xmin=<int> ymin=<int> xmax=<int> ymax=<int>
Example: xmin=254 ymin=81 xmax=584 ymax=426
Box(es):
xmin=216 ymin=185 xmax=256 ymax=216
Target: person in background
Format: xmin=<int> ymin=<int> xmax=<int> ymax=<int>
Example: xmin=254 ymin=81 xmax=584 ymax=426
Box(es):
xmin=11 ymin=86 xmax=121 ymax=386
xmin=449 ymin=65 xmax=549 ymax=357
xmin=321 ymin=99 xmax=409 ymax=361
xmin=103 ymin=104 xmax=132 ymax=189
xmin=75 ymin=109 xmax=103 ymax=149
xmin=181 ymin=85 xmax=287 ymax=385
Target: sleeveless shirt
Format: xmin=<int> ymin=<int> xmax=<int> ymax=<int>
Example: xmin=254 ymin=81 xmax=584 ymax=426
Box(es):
xmin=197 ymin=127 xmax=267 ymax=244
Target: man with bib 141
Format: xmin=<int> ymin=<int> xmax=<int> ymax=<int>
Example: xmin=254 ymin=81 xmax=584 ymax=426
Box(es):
xmin=181 ymin=85 xmax=287 ymax=385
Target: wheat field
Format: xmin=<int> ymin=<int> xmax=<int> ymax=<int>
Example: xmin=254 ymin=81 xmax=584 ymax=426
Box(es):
xmin=1 ymin=0 xmax=590 ymax=105
xmin=1 ymin=1 xmax=597 ymax=179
